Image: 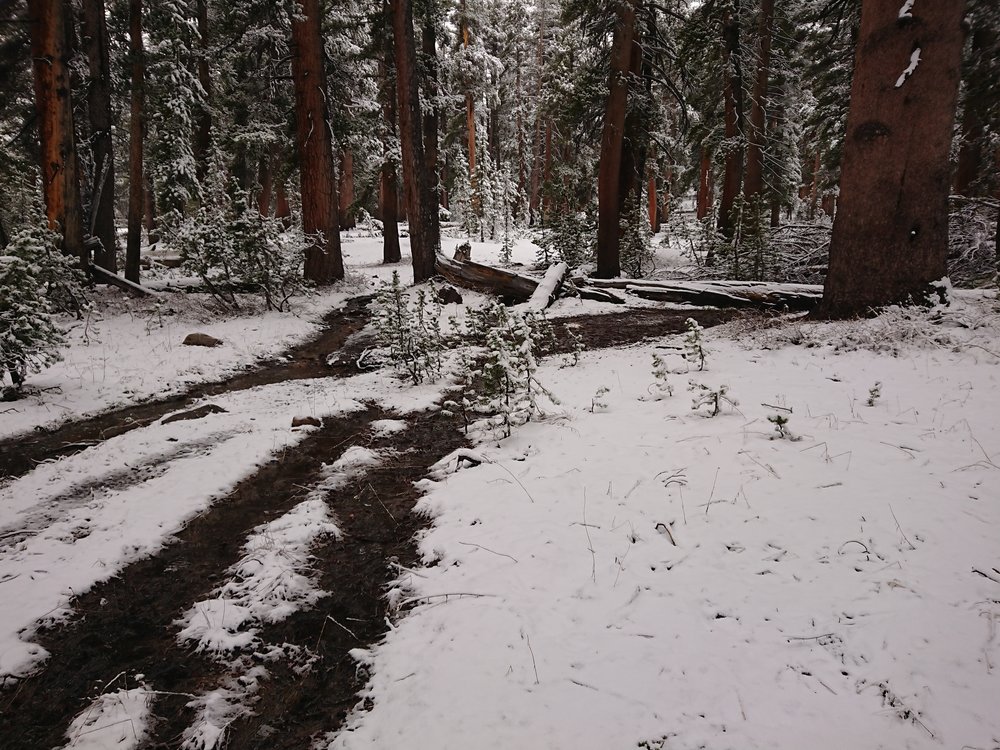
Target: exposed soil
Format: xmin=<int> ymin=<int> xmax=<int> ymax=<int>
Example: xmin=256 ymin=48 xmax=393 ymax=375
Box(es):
xmin=0 ymin=298 xmax=742 ymax=749
xmin=0 ymin=296 xmax=374 ymax=483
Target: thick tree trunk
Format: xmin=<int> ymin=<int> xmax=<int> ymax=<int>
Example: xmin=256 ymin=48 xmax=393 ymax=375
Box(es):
xmin=421 ymin=11 xmax=440 ymax=252
xmin=194 ymin=0 xmax=211 ymax=183
xmin=742 ymin=0 xmax=773 ymax=208
xmin=717 ymin=4 xmax=744 ymax=240
xmin=275 ymin=180 xmax=291 ymax=227
xmin=816 ymin=0 xmax=966 ymax=318
xmin=379 ymin=25 xmax=401 ymax=264
xmin=953 ymin=22 xmax=995 ymax=196
xmin=392 ymin=0 xmax=437 ymax=282
xmin=696 ymin=147 xmax=712 ymax=220
xmin=648 ymin=172 xmax=658 ymax=232
xmin=28 ymin=0 xmax=86 ymax=267
xmin=595 ymin=0 xmax=639 ymax=278
xmin=291 ymin=0 xmax=344 ymax=284
xmin=81 ymin=0 xmax=117 ymax=272
xmin=125 ymin=0 xmax=144 ymax=282
xmin=339 ymin=150 xmax=356 ymax=229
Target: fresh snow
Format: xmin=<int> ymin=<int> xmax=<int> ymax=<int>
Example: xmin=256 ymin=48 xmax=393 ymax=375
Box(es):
xmin=895 ymin=47 xmax=922 ymax=88
xmin=62 ymin=685 xmax=153 ymax=750
xmin=328 ymin=291 xmax=1000 ymax=750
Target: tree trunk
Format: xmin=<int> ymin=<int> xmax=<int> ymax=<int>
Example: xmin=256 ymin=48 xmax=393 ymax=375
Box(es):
xmin=528 ymin=0 xmax=546 ymax=224
xmin=808 ymin=150 xmax=820 ymax=219
xmin=275 ymin=180 xmax=291 ymax=227
xmin=392 ymin=0 xmax=437 ymax=282
xmin=339 ymin=150 xmax=356 ymax=229
xmin=194 ymin=0 xmax=211 ymax=183
xmin=648 ymin=172 xmax=658 ymax=232
xmin=953 ymin=21 xmax=996 ymax=196
xmin=81 ymin=0 xmax=117 ymax=273
xmin=257 ymin=153 xmax=273 ymax=216
xmin=379 ymin=23 xmax=401 ymax=264
xmin=291 ymin=0 xmax=344 ymax=284
xmin=595 ymin=0 xmax=639 ymax=278
xmin=542 ymin=120 xmax=553 ymax=222
xmin=696 ymin=147 xmax=712 ymax=220
xmin=816 ymin=0 xmax=966 ymax=318
xmin=125 ymin=0 xmax=144 ymax=282
xmin=421 ymin=10 xmax=440 ymax=252
xmin=717 ymin=4 xmax=744 ymax=240
xmin=28 ymin=0 xmax=86 ymax=267
xmin=742 ymin=0 xmax=773 ymax=208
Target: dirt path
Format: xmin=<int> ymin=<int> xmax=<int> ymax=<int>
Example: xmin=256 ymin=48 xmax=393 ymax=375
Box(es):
xmin=0 ymin=296 xmax=374 ymax=483
xmin=0 ymin=300 xmax=739 ymax=749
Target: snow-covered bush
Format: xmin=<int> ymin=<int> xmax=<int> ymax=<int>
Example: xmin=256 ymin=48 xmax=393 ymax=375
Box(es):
xmin=465 ymin=299 xmax=559 ymax=438
xmin=618 ymin=193 xmax=654 ymax=278
xmin=688 ymin=381 xmax=737 ymax=417
xmin=535 ymin=211 xmax=595 ymax=269
xmin=683 ymin=317 xmax=707 ymax=371
xmin=5 ymin=218 xmax=87 ymax=315
xmin=177 ymin=163 xmax=307 ymax=311
xmin=373 ymin=271 xmax=447 ymax=385
xmin=0 ymin=250 xmax=65 ymax=396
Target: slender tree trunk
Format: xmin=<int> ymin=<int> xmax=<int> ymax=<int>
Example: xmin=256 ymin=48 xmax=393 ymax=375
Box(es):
xmin=275 ymin=180 xmax=291 ymax=227
xmin=194 ymin=0 xmax=212 ymax=182
xmin=379 ymin=20 xmax=401 ymax=263
xmin=808 ymin=149 xmax=820 ymax=219
xmin=421 ymin=10 xmax=440 ymax=254
xmin=953 ymin=23 xmax=995 ymax=196
xmin=528 ymin=0 xmax=546 ymax=224
xmin=816 ymin=0 xmax=966 ymax=318
xmin=339 ymin=150 xmax=356 ymax=229
xmin=81 ymin=0 xmax=117 ymax=272
xmin=392 ymin=0 xmax=437 ymax=281
xmin=742 ymin=0 xmax=773 ymax=208
xmin=28 ymin=0 xmax=86 ymax=267
xmin=696 ymin=147 xmax=712 ymax=220
xmin=291 ymin=0 xmax=344 ymax=283
xmin=542 ymin=120 xmax=553 ymax=221
xmin=257 ymin=153 xmax=273 ymax=216
xmin=595 ymin=0 xmax=639 ymax=278
xmin=717 ymin=3 xmax=743 ymax=240
xmin=125 ymin=0 xmax=144 ymax=282
xmin=648 ymin=171 xmax=658 ymax=232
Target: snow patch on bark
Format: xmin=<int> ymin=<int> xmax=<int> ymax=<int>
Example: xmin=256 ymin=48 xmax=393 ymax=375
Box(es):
xmin=895 ymin=48 xmax=921 ymax=88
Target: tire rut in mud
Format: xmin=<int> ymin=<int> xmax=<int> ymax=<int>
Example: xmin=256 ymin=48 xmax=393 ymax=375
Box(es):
xmin=0 ymin=296 xmax=374 ymax=483
xmin=0 ymin=406 xmax=384 ymax=749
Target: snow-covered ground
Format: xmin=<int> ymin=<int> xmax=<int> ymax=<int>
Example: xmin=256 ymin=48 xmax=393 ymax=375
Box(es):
xmin=3 ymin=228 xmax=999 ymax=749
xmin=329 ymin=292 xmax=1000 ymax=750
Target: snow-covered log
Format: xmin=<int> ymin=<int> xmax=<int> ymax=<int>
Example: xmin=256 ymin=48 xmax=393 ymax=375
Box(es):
xmin=524 ymin=262 xmax=570 ymax=311
xmin=89 ymin=263 xmax=159 ymax=297
xmin=582 ymin=277 xmax=822 ymax=310
xmin=434 ymin=252 xmax=539 ymax=301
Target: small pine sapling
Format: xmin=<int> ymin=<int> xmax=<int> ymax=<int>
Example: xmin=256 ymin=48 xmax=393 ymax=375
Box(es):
xmin=648 ymin=354 xmax=673 ymax=399
xmin=561 ymin=325 xmax=584 ymax=368
xmin=683 ymin=318 xmax=707 ymax=371
xmin=688 ymin=381 xmax=737 ymax=416
xmin=591 ymin=386 xmax=610 ymax=413
xmin=767 ymin=413 xmax=793 ymax=440
xmin=866 ymin=381 xmax=882 ymax=407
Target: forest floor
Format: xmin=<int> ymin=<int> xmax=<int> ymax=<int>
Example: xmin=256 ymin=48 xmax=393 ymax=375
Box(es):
xmin=1 ymin=232 xmax=999 ymax=750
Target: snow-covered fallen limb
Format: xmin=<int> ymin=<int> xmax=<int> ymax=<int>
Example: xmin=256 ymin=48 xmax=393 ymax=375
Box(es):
xmin=434 ymin=252 xmax=540 ymax=302
xmin=582 ymin=277 xmax=822 ymax=310
xmin=524 ymin=262 xmax=570 ymax=311
xmin=428 ymin=448 xmax=492 ymax=479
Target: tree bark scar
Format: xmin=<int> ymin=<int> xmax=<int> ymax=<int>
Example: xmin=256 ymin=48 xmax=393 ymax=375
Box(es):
xmin=854 ymin=120 xmax=891 ymax=142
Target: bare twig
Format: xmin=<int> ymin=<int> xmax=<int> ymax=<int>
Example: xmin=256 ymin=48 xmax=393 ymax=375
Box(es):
xmin=889 ymin=504 xmax=916 ymax=550
xmin=522 ymin=629 xmax=540 ymax=685
xmin=458 ymin=541 xmax=518 ymax=562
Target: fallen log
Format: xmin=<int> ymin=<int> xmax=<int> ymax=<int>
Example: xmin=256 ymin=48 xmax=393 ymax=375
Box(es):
xmin=434 ymin=252 xmax=539 ymax=302
xmin=524 ymin=262 xmax=570 ymax=311
xmin=89 ymin=263 xmax=159 ymax=297
xmin=584 ymin=277 xmax=821 ymax=310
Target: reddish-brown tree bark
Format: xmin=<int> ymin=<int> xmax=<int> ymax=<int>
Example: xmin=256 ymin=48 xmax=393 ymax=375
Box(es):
xmin=392 ymin=0 xmax=438 ymax=281
xmin=595 ymin=0 xmax=639 ymax=278
xmin=125 ymin=0 xmax=144 ymax=282
xmin=291 ymin=0 xmax=344 ymax=283
xmin=716 ymin=4 xmax=744 ymax=240
xmin=422 ymin=11 xmax=440 ymax=240
xmin=816 ymin=0 xmax=966 ymax=318
xmin=696 ymin=148 xmax=712 ymax=220
xmin=28 ymin=0 xmax=86 ymax=266
xmin=81 ymin=0 xmax=117 ymax=272
xmin=257 ymin=153 xmax=273 ymax=216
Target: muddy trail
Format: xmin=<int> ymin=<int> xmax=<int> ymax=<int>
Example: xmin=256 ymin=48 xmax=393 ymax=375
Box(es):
xmin=0 ymin=300 xmax=735 ymax=484
xmin=0 ymin=299 xmax=740 ymax=749
xmin=0 ymin=404 xmax=467 ymax=750
xmin=0 ymin=296 xmax=375 ymax=482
